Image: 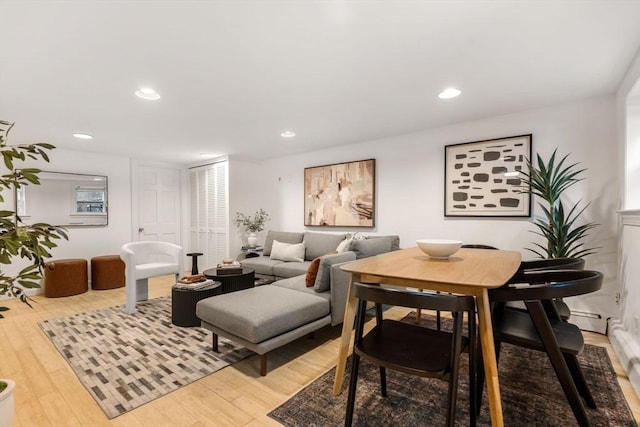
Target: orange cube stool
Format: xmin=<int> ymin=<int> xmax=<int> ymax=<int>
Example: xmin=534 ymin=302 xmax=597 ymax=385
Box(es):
xmin=91 ymin=255 xmax=125 ymax=290
xmin=44 ymin=259 xmax=88 ymax=297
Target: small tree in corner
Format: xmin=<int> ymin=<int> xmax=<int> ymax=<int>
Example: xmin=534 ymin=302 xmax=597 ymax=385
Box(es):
xmin=0 ymin=120 xmax=68 ymax=318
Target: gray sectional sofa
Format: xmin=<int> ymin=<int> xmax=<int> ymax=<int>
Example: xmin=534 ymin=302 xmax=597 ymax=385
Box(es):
xmin=196 ymin=230 xmax=400 ymax=375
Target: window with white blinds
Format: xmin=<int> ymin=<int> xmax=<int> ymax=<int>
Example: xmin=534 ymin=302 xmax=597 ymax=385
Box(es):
xmin=189 ymin=160 xmax=229 ymax=271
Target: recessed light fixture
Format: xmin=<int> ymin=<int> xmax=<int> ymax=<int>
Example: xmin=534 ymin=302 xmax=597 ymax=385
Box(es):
xmin=438 ymin=87 xmax=461 ymax=99
xmin=73 ymin=133 xmax=93 ymax=140
xmin=199 ymin=153 xmax=215 ymax=159
xmin=135 ymin=87 xmax=161 ymax=100
xmin=280 ymin=130 xmax=296 ymax=138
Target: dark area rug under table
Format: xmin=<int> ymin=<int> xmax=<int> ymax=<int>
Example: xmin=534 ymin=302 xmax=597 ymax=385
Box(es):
xmin=269 ymin=312 xmax=637 ymax=426
xmin=39 ymin=295 xmax=253 ymax=419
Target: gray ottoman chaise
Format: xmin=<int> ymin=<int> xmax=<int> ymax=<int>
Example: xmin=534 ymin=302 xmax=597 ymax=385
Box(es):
xmin=196 ymin=230 xmax=400 ymax=375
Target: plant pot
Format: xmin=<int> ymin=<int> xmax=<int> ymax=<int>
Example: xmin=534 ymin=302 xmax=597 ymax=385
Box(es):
xmin=0 ymin=379 xmax=15 ymax=427
xmin=247 ymin=233 xmax=258 ymax=248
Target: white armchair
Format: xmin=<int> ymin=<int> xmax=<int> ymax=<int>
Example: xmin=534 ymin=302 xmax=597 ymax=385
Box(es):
xmin=120 ymin=241 xmax=185 ymax=314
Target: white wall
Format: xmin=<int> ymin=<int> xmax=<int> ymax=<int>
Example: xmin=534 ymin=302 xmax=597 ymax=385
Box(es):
xmin=610 ymin=45 xmax=640 ymax=397
xmin=260 ymin=95 xmax=619 ymax=332
xmin=228 ymin=156 xmax=271 ymax=257
xmin=2 ymin=148 xmax=132 ymax=292
xmin=626 ymin=101 xmax=640 ymax=209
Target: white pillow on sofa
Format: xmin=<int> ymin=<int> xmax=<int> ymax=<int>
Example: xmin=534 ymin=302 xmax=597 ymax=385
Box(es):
xmin=336 ymin=237 xmax=353 ymax=253
xmin=270 ymin=240 xmax=305 ymax=262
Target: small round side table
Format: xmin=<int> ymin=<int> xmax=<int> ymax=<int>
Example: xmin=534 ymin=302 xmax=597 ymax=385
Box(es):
xmin=186 ymin=252 xmax=204 ymax=275
xmin=171 ymin=281 xmax=222 ymax=327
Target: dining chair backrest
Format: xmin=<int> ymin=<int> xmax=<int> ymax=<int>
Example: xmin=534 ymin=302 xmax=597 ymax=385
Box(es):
xmin=353 ymin=283 xmax=476 ymax=313
xmin=521 ymin=257 xmax=585 ymax=271
xmin=492 ymin=269 xmax=602 ymax=302
xmin=461 ymin=244 xmax=498 ymax=250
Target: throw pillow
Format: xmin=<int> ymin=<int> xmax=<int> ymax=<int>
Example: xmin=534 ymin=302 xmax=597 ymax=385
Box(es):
xmin=336 ymin=237 xmax=353 ymax=253
xmin=305 ymin=251 xmax=339 ymax=287
xmin=305 ymin=257 xmax=322 ymax=287
xmin=263 ymin=231 xmax=304 ymax=256
xmin=351 ymin=238 xmax=392 ymax=259
xmin=270 ymin=240 xmax=305 ymax=262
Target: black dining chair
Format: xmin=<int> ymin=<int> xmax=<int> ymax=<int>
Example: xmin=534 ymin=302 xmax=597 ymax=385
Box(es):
xmin=477 ymin=269 xmax=603 ymax=426
xmin=345 ymin=283 xmax=478 ymax=427
xmin=509 ymin=257 xmax=586 ymax=321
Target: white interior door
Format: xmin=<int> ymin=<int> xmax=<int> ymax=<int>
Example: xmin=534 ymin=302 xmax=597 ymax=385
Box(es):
xmin=135 ymin=164 xmax=181 ymax=244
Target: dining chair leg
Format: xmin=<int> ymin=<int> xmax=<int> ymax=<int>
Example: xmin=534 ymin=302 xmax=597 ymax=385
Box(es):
xmin=446 ymin=312 xmax=464 ymax=427
xmin=345 ymin=353 xmax=361 ymax=427
xmin=415 ymin=308 xmax=421 ymax=323
xmin=564 ymin=353 xmax=597 ymax=408
xmin=375 ymin=303 xmax=383 ymax=325
xmin=379 ymin=367 xmax=387 ymax=397
xmin=526 ymin=302 xmax=591 ymax=427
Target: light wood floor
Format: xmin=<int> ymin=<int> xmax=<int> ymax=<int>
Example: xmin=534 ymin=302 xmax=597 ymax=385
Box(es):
xmin=1 ymin=275 xmax=638 ymax=426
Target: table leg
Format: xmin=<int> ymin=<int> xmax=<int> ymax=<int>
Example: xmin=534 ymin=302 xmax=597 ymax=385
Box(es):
xmin=332 ymin=273 xmax=359 ymax=396
xmin=476 ymin=288 xmax=504 ymax=426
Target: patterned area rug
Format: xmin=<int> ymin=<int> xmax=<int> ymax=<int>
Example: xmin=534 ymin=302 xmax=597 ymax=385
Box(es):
xmin=269 ymin=312 xmax=637 ymax=426
xmin=39 ymin=296 xmax=253 ymax=419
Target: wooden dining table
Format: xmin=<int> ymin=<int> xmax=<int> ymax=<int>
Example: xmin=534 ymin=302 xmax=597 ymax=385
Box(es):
xmin=333 ymin=246 xmax=522 ymax=427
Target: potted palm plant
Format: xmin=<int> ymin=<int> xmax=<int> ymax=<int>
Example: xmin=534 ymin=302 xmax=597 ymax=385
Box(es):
xmin=0 ymin=120 xmax=68 ymax=426
xmin=521 ymin=148 xmax=598 ymax=258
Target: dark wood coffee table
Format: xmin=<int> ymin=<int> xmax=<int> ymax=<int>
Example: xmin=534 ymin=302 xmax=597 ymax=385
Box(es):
xmin=203 ymin=267 xmax=255 ymax=294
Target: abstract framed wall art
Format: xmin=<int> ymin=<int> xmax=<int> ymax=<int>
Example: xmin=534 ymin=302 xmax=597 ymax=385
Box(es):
xmin=304 ymin=159 xmax=375 ymax=227
xmin=444 ymin=134 xmax=532 ymax=217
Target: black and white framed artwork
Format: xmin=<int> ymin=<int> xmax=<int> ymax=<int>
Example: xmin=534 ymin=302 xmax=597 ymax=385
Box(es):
xmin=444 ymin=134 xmax=532 ymax=217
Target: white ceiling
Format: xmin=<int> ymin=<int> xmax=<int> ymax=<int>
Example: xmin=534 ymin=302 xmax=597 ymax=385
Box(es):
xmin=1 ymin=1 xmax=640 ymax=165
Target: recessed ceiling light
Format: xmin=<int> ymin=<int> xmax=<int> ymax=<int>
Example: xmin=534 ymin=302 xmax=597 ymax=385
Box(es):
xmin=438 ymin=87 xmax=461 ymax=99
xmin=73 ymin=133 xmax=93 ymax=140
xmin=280 ymin=130 xmax=296 ymax=138
xmin=199 ymin=153 xmax=215 ymax=159
xmin=135 ymin=87 xmax=161 ymax=100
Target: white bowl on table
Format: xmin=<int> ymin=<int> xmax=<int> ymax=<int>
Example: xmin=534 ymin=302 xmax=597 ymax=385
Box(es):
xmin=416 ymin=239 xmax=462 ymax=259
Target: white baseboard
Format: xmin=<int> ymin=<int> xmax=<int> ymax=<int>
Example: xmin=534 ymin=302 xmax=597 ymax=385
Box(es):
xmin=609 ymin=318 xmax=640 ymax=398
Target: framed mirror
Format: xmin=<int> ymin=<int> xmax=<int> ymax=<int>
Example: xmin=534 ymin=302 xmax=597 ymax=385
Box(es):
xmin=16 ymin=171 xmax=108 ymax=227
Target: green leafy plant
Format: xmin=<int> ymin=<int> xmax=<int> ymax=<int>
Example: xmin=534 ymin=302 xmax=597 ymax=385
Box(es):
xmin=0 ymin=120 xmax=68 ymax=318
xmin=234 ymin=209 xmax=270 ymax=233
xmin=521 ymin=148 xmax=598 ymax=259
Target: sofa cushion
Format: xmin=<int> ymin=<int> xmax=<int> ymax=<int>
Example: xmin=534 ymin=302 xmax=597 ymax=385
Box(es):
xmin=273 ymin=275 xmax=331 ymax=300
xmin=352 ymin=238 xmax=393 ymax=259
xmin=270 ymin=240 xmax=305 ymax=262
xmin=238 ymin=256 xmax=282 ymax=276
xmin=303 ymin=232 xmax=346 ymax=260
xmin=314 ymin=251 xmax=357 ymax=292
xmin=263 ymin=231 xmax=304 ymax=256
xmin=273 ymin=260 xmax=311 ymax=278
xmin=367 ymin=235 xmax=401 ymax=251
xmin=196 ymin=286 xmax=330 ymax=343
xmin=306 ymin=257 xmax=322 ymax=287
